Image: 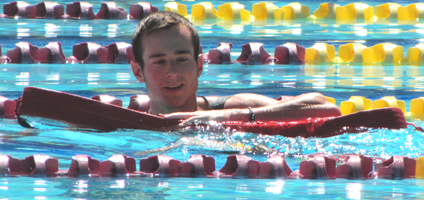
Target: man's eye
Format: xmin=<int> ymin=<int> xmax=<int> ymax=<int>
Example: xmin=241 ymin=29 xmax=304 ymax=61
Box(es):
xmin=154 ymin=60 xmax=165 ymax=64
xmin=177 ymin=57 xmax=188 ymax=62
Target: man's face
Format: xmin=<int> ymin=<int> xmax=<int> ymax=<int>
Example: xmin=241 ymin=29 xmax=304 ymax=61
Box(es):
xmin=131 ymin=24 xmax=203 ymax=114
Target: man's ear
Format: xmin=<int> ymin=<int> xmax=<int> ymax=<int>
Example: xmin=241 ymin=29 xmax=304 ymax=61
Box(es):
xmin=197 ymin=54 xmax=204 ymax=78
xmin=131 ymin=60 xmax=145 ymax=83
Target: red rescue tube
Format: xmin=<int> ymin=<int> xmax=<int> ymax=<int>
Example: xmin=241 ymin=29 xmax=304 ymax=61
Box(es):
xmin=17 ymin=87 xmax=181 ymax=131
xmin=222 ymin=107 xmax=407 ymax=138
xmin=16 ymin=87 xmax=408 ymax=137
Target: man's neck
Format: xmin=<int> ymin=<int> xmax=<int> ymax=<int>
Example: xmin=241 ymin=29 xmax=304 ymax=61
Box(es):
xmin=149 ymin=100 xmax=198 ymax=115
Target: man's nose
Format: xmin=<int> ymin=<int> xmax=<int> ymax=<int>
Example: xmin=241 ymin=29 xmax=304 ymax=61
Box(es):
xmin=166 ymin=60 xmax=179 ymax=76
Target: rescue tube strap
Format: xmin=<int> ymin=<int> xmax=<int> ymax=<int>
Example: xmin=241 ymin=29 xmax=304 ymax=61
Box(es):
xmin=248 ymin=106 xmax=255 ymax=122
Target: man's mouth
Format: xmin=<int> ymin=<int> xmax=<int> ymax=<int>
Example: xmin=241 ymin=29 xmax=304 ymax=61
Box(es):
xmin=164 ymin=84 xmax=183 ymax=90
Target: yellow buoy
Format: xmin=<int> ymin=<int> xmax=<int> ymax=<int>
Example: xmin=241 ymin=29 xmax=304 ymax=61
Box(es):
xmin=398 ymin=3 xmax=424 ymax=20
xmin=275 ymin=2 xmax=310 ymax=20
xmin=336 ymin=3 xmax=374 ymax=21
xmin=340 ymin=96 xmax=373 ymax=115
xmin=338 ymin=43 xmax=368 ymax=63
xmin=313 ymin=3 xmax=339 ymax=19
xmin=375 ymin=3 xmax=401 ymax=19
xmin=405 ymin=47 xmax=422 ymax=66
xmin=192 ymin=2 xmax=218 ymax=20
xmin=325 ymin=96 xmax=336 ymax=105
xmin=373 ymin=96 xmax=406 ymax=113
xmin=411 ymin=97 xmax=424 ymax=118
xmin=217 ymin=2 xmax=251 ymax=20
xmin=165 ymin=2 xmax=188 ymax=17
xmin=362 ymin=43 xmax=404 ymax=65
xmin=416 ymin=156 xmax=424 ymax=179
xmin=252 ymin=2 xmax=279 ymax=20
xmin=305 ymin=43 xmax=336 ymax=64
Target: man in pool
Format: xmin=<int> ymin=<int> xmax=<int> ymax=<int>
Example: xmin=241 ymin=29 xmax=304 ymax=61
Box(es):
xmin=131 ymin=11 xmax=341 ymax=125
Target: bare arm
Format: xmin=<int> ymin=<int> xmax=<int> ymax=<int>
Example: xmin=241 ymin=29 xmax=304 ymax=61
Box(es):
xmin=164 ymin=92 xmax=341 ymax=125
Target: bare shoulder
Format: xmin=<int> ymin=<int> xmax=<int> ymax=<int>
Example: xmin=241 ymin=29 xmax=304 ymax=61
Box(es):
xmin=219 ymin=93 xmax=278 ymax=109
xmin=294 ymin=92 xmax=330 ymax=103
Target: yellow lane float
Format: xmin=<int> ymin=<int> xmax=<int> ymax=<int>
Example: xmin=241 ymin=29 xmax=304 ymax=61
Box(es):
xmin=373 ymin=96 xmax=406 ymax=113
xmin=398 ymin=3 xmax=424 ymax=20
xmin=362 ymin=43 xmax=403 ymax=65
xmin=338 ymin=43 xmax=367 ymax=63
xmin=416 ymin=156 xmax=424 ymax=179
xmin=410 ymin=97 xmax=424 ymax=120
xmin=326 ymin=96 xmax=336 ymax=105
xmin=252 ymin=2 xmax=279 ymax=20
xmin=313 ymin=3 xmax=339 ymax=19
xmin=336 ymin=3 xmax=374 ymax=21
xmin=406 ymin=47 xmax=422 ymax=66
xmin=375 ymin=3 xmax=401 ymax=19
xmin=305 ymin=43 xmax=336 ymax=64
xmin=338 ymin=96 xmax=424 ymax=120
xmin=340 ymin=96 xmax=373 ymax=115
xmin=406 ymin=43 xmax=424 ymax=66
xmin=165 ymin=2 xmax=187 ymax=17
xmin=275 ymin=2 xmax=310 ymax=20
xmin=192 ymin=2 xmax=218 ymax=20
xmin=217 ymin=2 xmax=251 ymax=20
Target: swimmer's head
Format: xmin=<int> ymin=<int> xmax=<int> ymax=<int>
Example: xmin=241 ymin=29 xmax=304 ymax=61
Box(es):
xmin=132 ymin=11 xmax=200 ymax=69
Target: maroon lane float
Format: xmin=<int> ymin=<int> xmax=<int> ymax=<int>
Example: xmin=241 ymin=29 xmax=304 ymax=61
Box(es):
xmin=129 ymin=2 xmax=158 ymax=19
xmin=66 ymin=1 xmax=96 ymax=20
xmin=95 ymin=2 xmax=127 ymax=20
xmin=0 ymin=41 xmax=307 ymax=64
xmin=0 ymin=153 xmax=419 ymax=180
xmin=207 ymin=42 xmax=233 ymax=64
xmin=236 ymin=42 xmax=274 ymax=65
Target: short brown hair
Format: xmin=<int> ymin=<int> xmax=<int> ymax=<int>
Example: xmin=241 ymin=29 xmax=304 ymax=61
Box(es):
xmin=132 ymin=11 xmax=200 ymax=68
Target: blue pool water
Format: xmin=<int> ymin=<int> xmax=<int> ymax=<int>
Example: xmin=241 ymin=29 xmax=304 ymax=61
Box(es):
xmin=2 ymin=0 xmax=424 ymax=199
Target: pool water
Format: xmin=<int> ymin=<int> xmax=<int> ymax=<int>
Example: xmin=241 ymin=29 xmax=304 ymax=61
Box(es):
xmin=2 ymin=0 xmax=424 ymax=199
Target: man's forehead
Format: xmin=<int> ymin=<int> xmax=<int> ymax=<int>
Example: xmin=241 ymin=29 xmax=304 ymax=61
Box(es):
xmin=141 ymin=24 xmax=194 ymax=56
xmin=144 ymin=23 xmax=191 ymax=39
